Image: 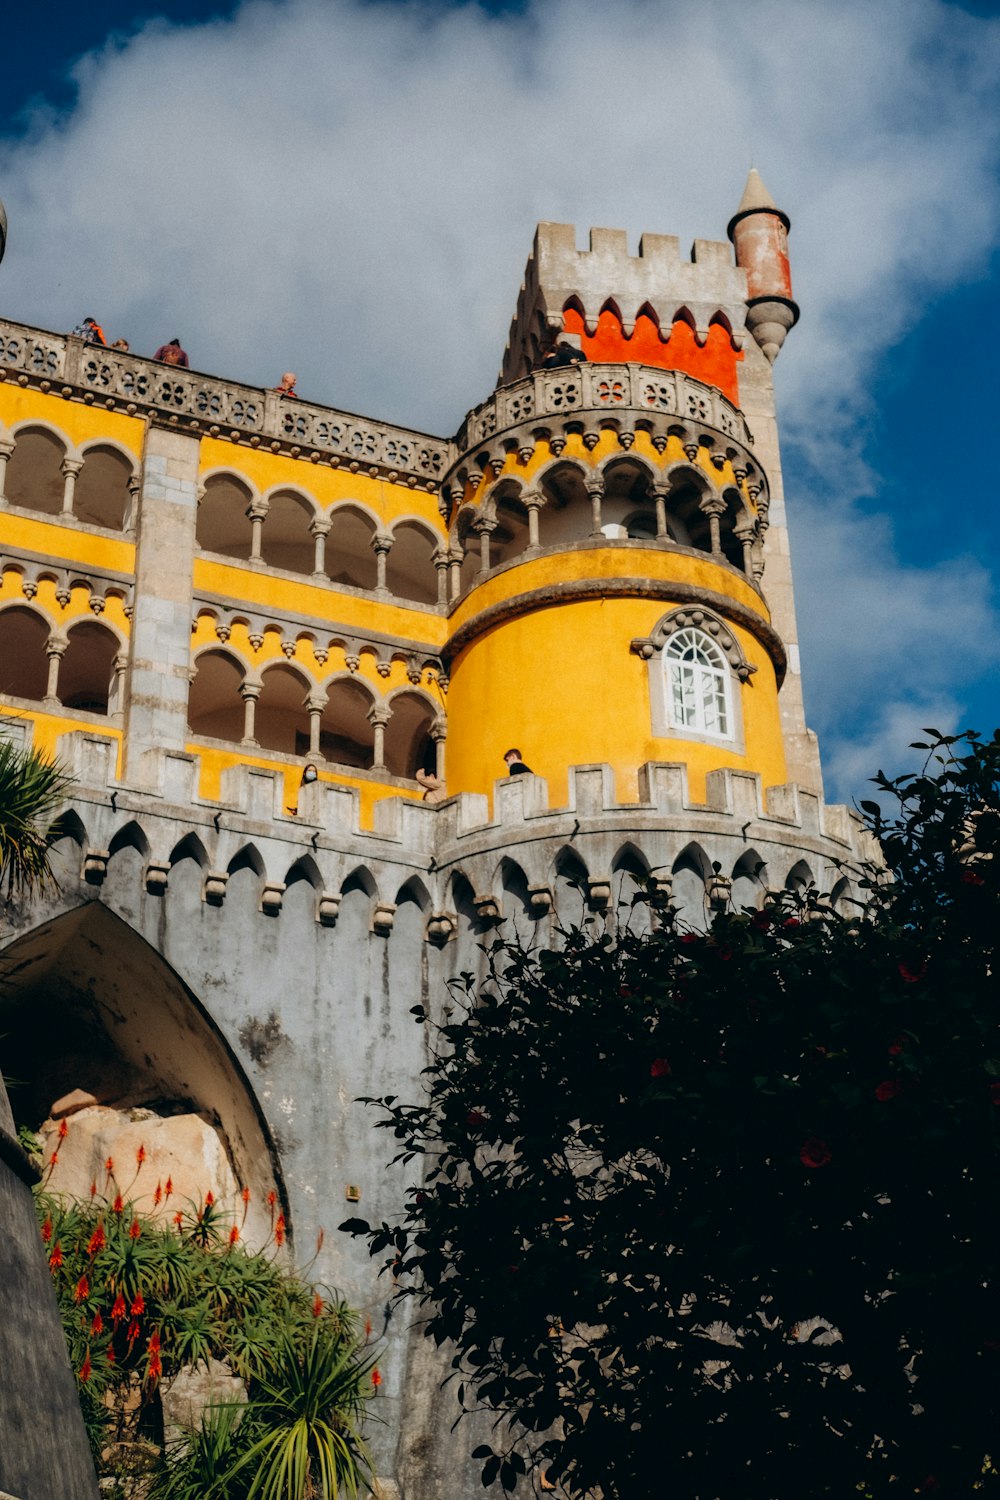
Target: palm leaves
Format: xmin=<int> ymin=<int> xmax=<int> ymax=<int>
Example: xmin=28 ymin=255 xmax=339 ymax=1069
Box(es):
xmin=0 ymin=736 xmax=71 ymax=899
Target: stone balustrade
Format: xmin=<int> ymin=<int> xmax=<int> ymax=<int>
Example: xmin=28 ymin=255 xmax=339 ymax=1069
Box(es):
xmin=0 ymin=318 xmax=452 ymax=488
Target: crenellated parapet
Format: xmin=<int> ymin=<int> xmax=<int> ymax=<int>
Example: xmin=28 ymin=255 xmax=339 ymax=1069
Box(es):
xmin=25 ymin=720 xmax=873 ymax=942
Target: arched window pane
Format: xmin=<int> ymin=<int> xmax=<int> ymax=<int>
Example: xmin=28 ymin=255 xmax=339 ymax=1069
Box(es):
xmin=664 ymin=629 xmax=731 ymax=739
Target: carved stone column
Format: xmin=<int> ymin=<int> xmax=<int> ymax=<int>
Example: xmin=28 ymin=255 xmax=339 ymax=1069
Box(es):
xmin=43 ymin=637 xmax=67 ymax=708
xmin=240 ymin=682 xmax=262 ymax=747
xmin=734 ymin=522 xmax=756 ymax=577
xmin=247 ymin=500 xmax=268 ymax=567
xmin=306 ymin=692 xmax=327 ymax=758
xmin=310 ymin=516 xmax=331 ymax=580
xmin=433 ymin=546 xmax=450 ymax=605
xmin=473 ymin=518 xmax=496 ymax=575
xmin=368 ymin=702 xmax=391 ymax=771
xmin=60 ymin=457 xmax=84 ymax=517
xmin=523 ymin=488 xmax=542 ymax=548
xmin=431 ymin=713 xmax=448 ymax=782
xmin=125 ymin=474 xmax=141 ymax=536
xmin=0 ymin=437 xmax=14 ymax=506
xmin=111 ymin=652 xmax=129 ymax=723
xmin=372 ymin=530 xmax=393 ymax=592
xmin=651 ymin=481 xmax=669 ymax=540
xmin=448 ymin=547 xmax=463 ymax=602
xmin=586 ymin=479 xmax=604 ymax=537
xmin=699 ymin=494 xmax=727 ymax=556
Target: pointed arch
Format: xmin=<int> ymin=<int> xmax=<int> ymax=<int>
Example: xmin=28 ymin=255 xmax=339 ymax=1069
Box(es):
xmin=108 ymin=821 xmax=151 ymax=860
xmin=672 ymin=842 xmax=711 ymax=932
xmin=284 ymin=853 xmax=323 ymax=892
xmin=341 ymin=865 xmax=378 ymax=900
xmin=395 ymin=875 xmax=431 ymax=910
xmin=732 ymin=849 xmax=767 ymax=912
xmin=169 ymin=832 xmax=209 ymax=869
xmin=785 ymin=859 xmax=815 ymax=894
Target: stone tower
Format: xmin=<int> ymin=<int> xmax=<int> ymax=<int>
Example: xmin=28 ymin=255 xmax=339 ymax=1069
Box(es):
xmin=0 ymin=174 xmax=866 ymax=1497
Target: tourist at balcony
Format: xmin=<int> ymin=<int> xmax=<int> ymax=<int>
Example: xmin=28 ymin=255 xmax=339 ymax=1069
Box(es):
xmin=540 ymin=340 xmax=587 ymax=370
xmin=71 ymin=316 xmax=106 ymax=345
xmin=503 ymin=748 xmax=533 ymax=775
xmin=275 ymin=371 xmax=299 ymax=398
xmin=153 ymin=338 xmax=189 ymax=368
xmin=110 ymin=338 xmax=129 ymax=352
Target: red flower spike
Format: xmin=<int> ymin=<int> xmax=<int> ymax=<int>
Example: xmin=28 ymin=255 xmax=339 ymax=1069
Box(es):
xmin=91 ymin=1310 xmax=104 ymax=1335
xmin=899 ymin=956 xmax=928 ymax=984
xmin=111 ymin=1293 xmax=127 ymax=1322
xmin=87 ymin=1224 xmax=106 ymax=1256
xmin=148 ymin=1350 xmax=162 ymax=1382
xmin=111 ymin=1194 xmax=124 ymax=1216
xmin=130 ymin=1293 xmax=144 ymax=1317
xmin=89 ymin=1180 xmax=97 ymax=1199
xmin=204 ymin=1191 xmax=214 ymax=1208
xmin=48 ymin=1243 xmax=63 ymax=1271
xmin=242 ymin=1186 xmax=251 ymax=1205
xmin=875 ymin=1079 xmax=902 ymax=1101
xmin=365 ymin=1318 xmax=373 ymax=1338
xmin=136 ymin=1144 xmax=146 ymax=1166
xmin=106 ymin=1345 xmax=115 ymax=1366
xmin=104 ymin=1156 xmax=114 ymax=1175
xmin=129 ymin=1220 xmax=142 ymax=1240
xmin=49 ymin=1151 xmax=60 ymax=1168
xmin=164 ymin=1176 xmax=173 ymax=1198
xmin=371 ymin=1367 xmax=382 ymax=1389
xmin=153 ymin=1183 xmax=162 ymax=1208
xmin=799 ymin=1138 xmax=833 ymax=1169
xmin=228 ymin=1225 xmax=240 ymax=1245
xmin=79 ymin=1350 xmax=92 ymax=1383
xmin=650 ymin=1058 xmax=672 ymax=1079
xmin=58 ymin=1118 xmax=68 ymax=1140
xmin=74 ymin=1275 xmax=90 ymax=1303
xmin=173 ymin=1211 xmax=183 ymax=1228
xmin=313 ymin=1294 xmax=324 ymax=1318
xmin=316 ymin=1228 xmax=324 ymax=1253
xmin=149 ymin=1329 xmax=161 ymax=1352
xmin=466 ymin=1109 xmax=486 ymax=1129
xmin=275 ymin=1213 xmax=286 ymax=1247
xmin=266 ymin=1189 xmax=277 ymax=1210
xmin=41 ymin=1216 xmax=53 ymax=1244
xmin=127 ymin=1319 xmax=140 ymax=1346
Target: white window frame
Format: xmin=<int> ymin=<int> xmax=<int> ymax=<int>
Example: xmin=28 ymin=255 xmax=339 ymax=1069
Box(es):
xmin=645 ymin=623 xmax=743 ymax=750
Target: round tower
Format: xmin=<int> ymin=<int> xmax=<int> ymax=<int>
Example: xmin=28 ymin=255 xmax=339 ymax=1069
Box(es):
xmin=440 ymin=204 xmax=813 ymax=809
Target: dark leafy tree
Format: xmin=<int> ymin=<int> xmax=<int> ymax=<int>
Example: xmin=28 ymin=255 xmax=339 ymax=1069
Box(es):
xmin=347 ymin=730 xmax=1000 ymax=1498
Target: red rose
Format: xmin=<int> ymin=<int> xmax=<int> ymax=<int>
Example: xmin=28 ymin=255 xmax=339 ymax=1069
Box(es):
xmin=618 ymin=984 xmax=632 ymax=998
xmin=751 ymin=912 xmax=773 ymax=931
xmin=782 ymin=917 xmax=800 ymax=929
xmin=875 ymin=1079 xmax=902 ymax=1101
xmin=717 ymin=945 xmax=734 ymax=961
xmin=887 ymin=1036 xmax=906 ymax=1056
xmin=680 ymin=933 xmax=699 ymax=946
xmin=650 ymin=1058 xmax=672 ymax=1078
xmin=899 ymin=957 xmax=928 ymax=984
xmin=466 ymin=1109 xmax=487 ymax=1129
xmin=799 ymin=1138 xmax=832 ymax=1169
xmin=961 ymin=868 xmax=985 ymax=886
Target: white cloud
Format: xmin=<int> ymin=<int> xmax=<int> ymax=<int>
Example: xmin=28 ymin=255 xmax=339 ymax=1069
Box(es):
xmin=0 ymin=0 xmax=998 ymax=800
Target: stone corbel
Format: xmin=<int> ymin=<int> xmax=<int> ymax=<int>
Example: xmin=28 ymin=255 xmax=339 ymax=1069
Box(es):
xmin=648 ymin=874 xmax=673 ymax=909
xmin=261 ymin=882 xmax=286 ymax=916
xmin=145 ymin=861 xmax=170 ymax=895
xmin=372 ymin=901 xmax=396 ymax=936
xmin=426 ymin=912 xmax=456 ymax=947
xmin=83 ymin=849 xmax=109 ymax=885
xmin=473 ymin=894 xmax=502 ymax=926
xmin=204 ymin=871 xmax=229 ymax=906
xmin=318 ymin=892 xmax=340 ymax=927
xmin=528 ymin=885 xmax=553 ymax=918
xmin=707 ymin=874 xmax=732 ymax=910
xmin=586 ymin=877 xmax=611 ymax=912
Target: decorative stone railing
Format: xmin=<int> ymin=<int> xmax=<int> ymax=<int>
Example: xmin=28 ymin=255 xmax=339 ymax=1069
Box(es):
xmin=456 ymin=361 xmax=755 ymax=457
xmin=0 ymin=318 xmax=452 ymax=489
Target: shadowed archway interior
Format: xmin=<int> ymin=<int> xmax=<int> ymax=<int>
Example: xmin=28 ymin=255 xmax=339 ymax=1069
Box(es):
xmin=0 ymin=902 xmax=283 ymax=1245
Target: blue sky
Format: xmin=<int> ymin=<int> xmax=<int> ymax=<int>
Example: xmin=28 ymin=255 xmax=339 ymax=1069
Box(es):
xmin=1 ymin=0 xmax=998 ymax=806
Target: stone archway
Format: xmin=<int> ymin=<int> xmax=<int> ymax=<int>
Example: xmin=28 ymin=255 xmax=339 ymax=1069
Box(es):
xmin=0 ymin=903 xmax=283 ymax=1248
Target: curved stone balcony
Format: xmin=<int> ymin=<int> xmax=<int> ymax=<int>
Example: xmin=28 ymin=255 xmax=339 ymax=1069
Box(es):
xmin=450 ymin=361 xmax=764 ymax=494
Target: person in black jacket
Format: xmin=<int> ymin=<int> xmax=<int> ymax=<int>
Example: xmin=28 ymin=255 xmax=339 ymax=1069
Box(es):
xmin=503 ymin=748 xmax=533 ymax=775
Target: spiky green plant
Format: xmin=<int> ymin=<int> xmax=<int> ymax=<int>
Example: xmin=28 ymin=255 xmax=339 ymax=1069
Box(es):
xmin=0 ymin=735 xmax=71 ymax=899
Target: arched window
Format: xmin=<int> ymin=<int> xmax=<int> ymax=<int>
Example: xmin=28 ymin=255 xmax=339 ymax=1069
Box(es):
xmin=327 ymin=507 xmax=377 ymax=591
xmin=58 ymin=621 xmax=120 ymax=714
xmin=385 ymin=522 xmax=439 ymax=605
xmin=75 ymin=446 xmax=133 ymax=531
xmin=0 ymin=607 xmax=50 ymax=700
xmin=664 ymin=628 xmax=731 ymax=738
xmin=384 ymin=691 xmax=436 ymax=779
xmin=320 ymin=680 xmax=375 ymax=768
xmin=261 ymin=490 xmax=315 ymax=575
xmin=197 ymin=474 xmax=253 ymax=560
xmin=5 ymin=429 xmax=66 ymax=515
xmin=188 ymin=650 xmax=245 ymax=742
